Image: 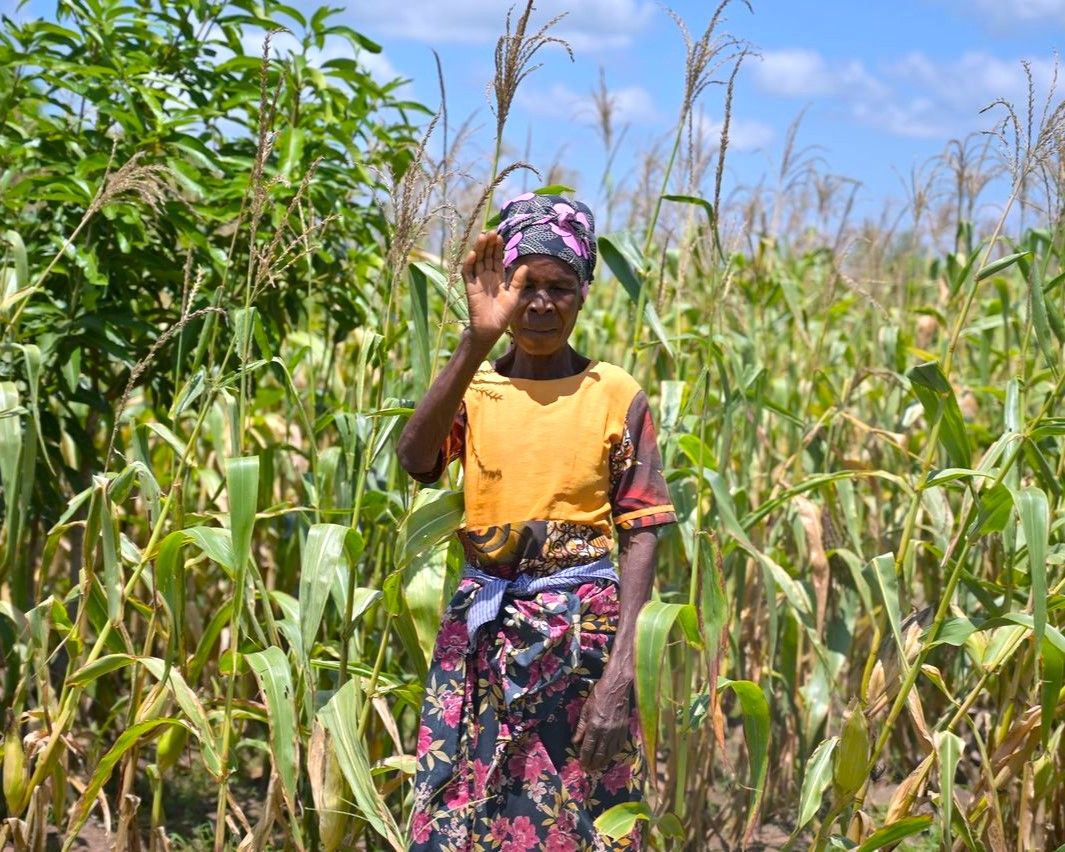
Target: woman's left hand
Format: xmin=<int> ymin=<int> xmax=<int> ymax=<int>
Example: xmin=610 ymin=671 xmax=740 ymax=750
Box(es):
xmin=573 ymin=675 xmax=632 ymax=771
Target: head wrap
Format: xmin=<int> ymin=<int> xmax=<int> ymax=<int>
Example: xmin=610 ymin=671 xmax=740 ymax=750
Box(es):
xmin=496 ymin=193 xmax=597 ymax=296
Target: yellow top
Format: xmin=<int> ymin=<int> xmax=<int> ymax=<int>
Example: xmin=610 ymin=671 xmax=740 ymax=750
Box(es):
xmin=417 ymin=358 xmax=676 ymax=576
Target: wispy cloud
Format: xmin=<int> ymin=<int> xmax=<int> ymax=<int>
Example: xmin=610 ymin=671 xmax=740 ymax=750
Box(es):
xmin=933 ymin=0 xmax=1065 ymax=29
xmin=753 ymin=49 xmax=887 ymax=100
xmin=754 ymin=47 xmax=1061 ymax=139
xmin=695 ymin=113 xmax=774 ymax=151
xmin=347 ymin=0 xmax=655 ymax=51
xmin=518 ymin=82 xmax=660 ymax=126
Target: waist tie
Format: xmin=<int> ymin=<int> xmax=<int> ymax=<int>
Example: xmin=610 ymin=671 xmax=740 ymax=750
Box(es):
xmin=462 ymin=556 xmax=619 ymax=644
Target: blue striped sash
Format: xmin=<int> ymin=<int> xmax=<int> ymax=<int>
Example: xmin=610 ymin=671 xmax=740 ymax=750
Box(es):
xmin=462 ymin=555 xmax=619 ymax=643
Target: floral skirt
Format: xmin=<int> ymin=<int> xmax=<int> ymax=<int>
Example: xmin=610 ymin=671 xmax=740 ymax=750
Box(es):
xmin=410 ymin=575 xmax=644 ymax=851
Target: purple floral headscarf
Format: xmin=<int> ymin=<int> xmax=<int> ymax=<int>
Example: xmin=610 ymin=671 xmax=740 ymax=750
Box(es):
xmin=496 ymin=193 xmax=597 ymax=297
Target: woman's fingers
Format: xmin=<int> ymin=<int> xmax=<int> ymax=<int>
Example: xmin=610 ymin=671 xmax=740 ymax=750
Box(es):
xmin=506 ymin=263 xmax=527 ymax=292
xmin=462 ymin=248 xmax=477 ymax=283
xmin=575 ymin=707 xmax=592 ymax=745
xmin=489 ymin=229 xmax=503 ymax=274
xmin=579 ymin=727 xmax=598 ymax=769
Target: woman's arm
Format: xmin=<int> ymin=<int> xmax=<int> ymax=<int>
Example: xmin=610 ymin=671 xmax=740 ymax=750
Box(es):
xmin=396 ymin=328 xmax=490 ymax=477
xmin=396 ymin=231 xmax=525 ymax=478
xmin=574 ymin=525 xmax=658 ymax=771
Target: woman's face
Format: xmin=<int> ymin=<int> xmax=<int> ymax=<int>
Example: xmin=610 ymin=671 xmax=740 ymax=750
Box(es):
xmin=505 ymin=254 xmax=584 ymax=356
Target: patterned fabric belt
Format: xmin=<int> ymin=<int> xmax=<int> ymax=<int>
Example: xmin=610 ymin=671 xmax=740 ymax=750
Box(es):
xmin=462 ymin=556 xmax=619 ymax=644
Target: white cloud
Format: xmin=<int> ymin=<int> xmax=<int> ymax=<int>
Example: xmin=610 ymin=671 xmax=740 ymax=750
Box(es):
xmin=348 ymin=0 xmax=655 ymax=51
xmin=518 ymin=82 xmax=660 ymax=125
xmin=752 ymin=49 xmax=834 ymax=97
xmin=753 ymin=49 xmax=886 ymax=100
xmin=696 ymin=114 xmax=773 ymax=151
xmin=753 ymin=46 xmax=1061 ymax=140
xmin=938 ymin=0 xmax=1065 ymax=27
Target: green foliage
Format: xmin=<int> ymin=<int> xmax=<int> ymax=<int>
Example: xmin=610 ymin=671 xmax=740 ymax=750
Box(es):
xmin=0 ymin=0 xmax=420 ymax=575
xmin=0 ymin=1 xmax=1064 ymax=850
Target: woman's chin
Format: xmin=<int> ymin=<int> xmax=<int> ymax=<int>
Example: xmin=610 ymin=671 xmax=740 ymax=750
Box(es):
xmin=514 ymin=333 xmax=565 ymax=355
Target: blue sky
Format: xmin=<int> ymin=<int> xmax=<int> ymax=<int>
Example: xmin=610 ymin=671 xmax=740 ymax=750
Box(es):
xmin=344 ymin=0 xmax=1065 ymax=223
xmin=7 ymin=0 xmax=1065 ymax=223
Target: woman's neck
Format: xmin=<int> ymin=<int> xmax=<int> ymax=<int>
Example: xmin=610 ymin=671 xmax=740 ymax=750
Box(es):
xmin=494 ymin=344 xmax=589 ymax=380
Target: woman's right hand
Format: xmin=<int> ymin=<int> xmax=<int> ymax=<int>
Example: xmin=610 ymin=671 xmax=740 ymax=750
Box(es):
xmin=462 ymin=230 xmax=526 ymax=347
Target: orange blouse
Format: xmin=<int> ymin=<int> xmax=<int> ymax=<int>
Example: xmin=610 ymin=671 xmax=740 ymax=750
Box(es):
xmin=413 ymin=359 xmax=676 ymax=577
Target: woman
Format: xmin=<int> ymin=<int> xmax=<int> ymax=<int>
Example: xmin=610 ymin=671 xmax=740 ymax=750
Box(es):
xmin=397 ymin=194 xmax=676 ymax=851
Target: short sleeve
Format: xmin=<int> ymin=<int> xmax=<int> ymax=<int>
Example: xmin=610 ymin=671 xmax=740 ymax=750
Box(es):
xmin=610 ymin=390 xmax=677 ymax=530
xmin=407 ymin=401 xmax=466 ymax=484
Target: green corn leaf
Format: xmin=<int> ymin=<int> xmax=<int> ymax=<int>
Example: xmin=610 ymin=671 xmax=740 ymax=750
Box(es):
xmin=408 ymin=263 xmax=431 ymax=395
xmin=1030 ymin=264 xmax=1061 ymax=373
xmin=925 ymin=616 xmax=976 ymax=649
xmin=797 ymin=736 xmax=838 ymax=829
xmin=140 ymin=657 xmax=221 ymax=778
xmin=154 ymin=530 xmax=188 ymax=665
xmin=300 ymin=524 xmax=362 ymax=662
xmin=63 ymin=718 xmax=189 ymax=852
xmin=226 ymin=453 xmax=259 ymax=581
xmin=634 ymin=602 xmax=701 ymax=779
xmin=967 ymin=483 xmax=1014 ymax=541
xmin=594 ymin=801 xmax=652 ymax=840
xmin=658 ymin=379 xmax=686 ymax=433
xmin=907 ymin=361 xmax=971 ymax=468
xmin=68 ymin=653 xmax=136 ymax=687
xmin=856 ymin=816 xmax=934 ymax=851
xmin=318 ymin=679 xmax=405 ymax=851
xmin=182 ymin=526 xmax=235 ymax=573
xmin=394 ymin=487 xmax=464 ymax=570
xmin=140 ymin=422 xmax=189 ymax=461
xmin=1008 ymin=486 xmax=1049 ymax=653
xmin=404 ymin=540 xmax=451 ymax=669
xmin=977 ymin=613 xmax=1065 ymax=655
xmin=598 ymin=232 xmax=675 ymax=359
xmin=934 ymin=730 xmax=963 ymax=850
xmin=0 ymin=383 xmax=22 ymax=539
xmin=1040 ymin=639 xmax=1064 ymax=749
xmin=94 ymin=479 xmax=123 ymax=625
xmin=246 ymin=646 xmax=301 ymax=842
xmin=869 ymin=553 xmax=905 ymax=668
xmin=189 ymin=601 xmax=234 ymax=683
xmin=2 ymin=230 xmax=28 ymax=290
xmin=534 ymin=184 xmax=577 ymax=195
xmin=662 ymin=193 xmax=714 ymax=226
xmin=976 ymin=250 xmax=1030 ymax=281
xmin=717 ymin=678 xmax=770 ymax=841
xmin=412 ymin=261 xmax=467 ymax=322
xmin=382 ymin=569 xmax=430 ymax=681
xmin=925 ymin=468 xmax=995 ymax=487
xmin=700 ymin=466 xmax=813 ymax=619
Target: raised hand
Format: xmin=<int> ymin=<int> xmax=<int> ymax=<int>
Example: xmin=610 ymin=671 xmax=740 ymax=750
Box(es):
xmin=462 ymin=230 xmax=526 ymax=347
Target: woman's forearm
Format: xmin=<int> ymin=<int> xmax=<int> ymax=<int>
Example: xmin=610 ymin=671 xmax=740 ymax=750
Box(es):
xmin=396 ymin=328 xmax=493 ymax=476
xmin=602 ymin=526 xmax=658 ymax=686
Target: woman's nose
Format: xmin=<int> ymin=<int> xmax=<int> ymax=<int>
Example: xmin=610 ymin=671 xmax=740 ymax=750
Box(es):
xmin=529 ymin=291 xmax=553 ymax=312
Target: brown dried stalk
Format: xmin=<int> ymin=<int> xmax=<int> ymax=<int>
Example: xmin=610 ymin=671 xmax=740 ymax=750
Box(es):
xmin=666 ymin=1 xmax=750 ymax=125
xmin=491 ymin=2 xmax=573 ymax=147
xmin=485 ymin=2 xmax=572 ymax=218
xmin=712 ymin=48 xmax=750 ymax=257
xmin=105 ymin=305 xmax=226 ymax=469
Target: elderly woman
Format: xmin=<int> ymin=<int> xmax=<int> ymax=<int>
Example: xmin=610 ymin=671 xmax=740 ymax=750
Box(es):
xmin=397 ymin=194 xmax=676 ymax=850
